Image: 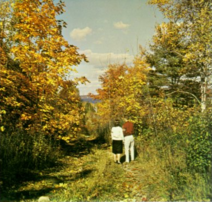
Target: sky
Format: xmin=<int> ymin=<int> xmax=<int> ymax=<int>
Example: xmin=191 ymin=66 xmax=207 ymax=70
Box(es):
xmin=54 ymin=0 xmax=165 ymax=95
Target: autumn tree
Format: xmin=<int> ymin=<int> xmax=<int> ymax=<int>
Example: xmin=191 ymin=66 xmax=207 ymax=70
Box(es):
xmin=90 ymin=59 xmax=149 ymax=134
xmin=147 ymin=0 xmax=212 ymax=111
xmin=91 ymin=64 xmax=127 ymax=122
xmin=0 ymin=0 xmax=90 ymax=187
xmin=0 ymin=0 xmax=88 ymax=139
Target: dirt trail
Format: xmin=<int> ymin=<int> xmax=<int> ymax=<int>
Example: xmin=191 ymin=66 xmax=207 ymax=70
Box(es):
xmin=2 ymin=146 xmax=154 ymax=201
xmin=121 ymin=162 xmax=148 ymax=201
xmin=105 ymin=146 xmax=150 ymax=202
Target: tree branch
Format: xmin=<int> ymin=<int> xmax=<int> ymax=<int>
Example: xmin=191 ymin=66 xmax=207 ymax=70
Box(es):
xmin=166 ymin=90 xmax=201 ymax=104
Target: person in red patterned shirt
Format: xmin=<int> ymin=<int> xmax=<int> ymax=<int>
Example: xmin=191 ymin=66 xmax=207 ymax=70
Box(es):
xmin=122 ymin=117 xmax=135 ymax=163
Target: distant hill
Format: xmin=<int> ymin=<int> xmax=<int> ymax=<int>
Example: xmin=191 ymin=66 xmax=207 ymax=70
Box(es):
xmin=80 ymin=95 xmax=100 ymax=103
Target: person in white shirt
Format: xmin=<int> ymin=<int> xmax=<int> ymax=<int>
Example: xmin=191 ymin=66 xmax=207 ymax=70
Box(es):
xmin=111 ymin=119 xmax=124 ymax=164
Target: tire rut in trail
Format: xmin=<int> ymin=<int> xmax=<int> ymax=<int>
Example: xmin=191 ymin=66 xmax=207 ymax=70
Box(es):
xmin=122 ymin=162 xmax=148 ymax=201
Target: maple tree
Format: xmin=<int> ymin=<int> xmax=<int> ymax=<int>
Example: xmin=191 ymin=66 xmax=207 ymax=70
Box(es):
xmin=90 ymin=59 xmax=149 ymax=133
xmin=147 ymin=0 xmax=212 ymax=111
xmin=0 ymin=0 xmax=88 ymax=139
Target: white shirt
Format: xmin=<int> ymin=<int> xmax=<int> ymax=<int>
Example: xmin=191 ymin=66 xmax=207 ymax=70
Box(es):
xmin=111 ymin=126 xmax=124 ymax=140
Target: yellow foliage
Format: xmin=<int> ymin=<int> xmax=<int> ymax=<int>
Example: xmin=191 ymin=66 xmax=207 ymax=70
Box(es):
xmin=0 ymin=0 xmax=87 ymax=140
xmin=0 ymin=126 xmax=5 ymax=132
xmin=91 ymin=61 xmax=149 ymax=123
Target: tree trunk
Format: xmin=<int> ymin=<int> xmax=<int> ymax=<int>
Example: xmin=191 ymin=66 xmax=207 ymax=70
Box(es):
xmin=201 ymin=76 xmax=207 ymax=112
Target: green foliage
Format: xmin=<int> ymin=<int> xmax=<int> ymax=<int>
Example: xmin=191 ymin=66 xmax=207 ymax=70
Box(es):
xmin=147 ymin=0 xmax=212 ymax=111
xmin=135 ymin=98 xmax=212 ymax=200
xmin=136 ymin=136 xmax=211 ymax=201
xmin=0 ymin=130 xmax=61 ymax=187
xmin=81 ymin=102 xmax=98 ymax=137
xmin=187 ymin=115 xmax=212 ymax=173
xmin=96 ymin=122 xmax=111 ymax=144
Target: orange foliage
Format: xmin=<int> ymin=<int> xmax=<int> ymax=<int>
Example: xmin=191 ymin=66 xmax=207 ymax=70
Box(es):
xmin=0 ymin=0 xmax=88 ymax=140
xmin=90 ymin=59 xmax=149 ymax=124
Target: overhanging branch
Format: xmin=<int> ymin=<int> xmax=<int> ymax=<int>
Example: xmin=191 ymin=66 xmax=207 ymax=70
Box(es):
xmin=166 ymin=90 xmax=201 ymax=104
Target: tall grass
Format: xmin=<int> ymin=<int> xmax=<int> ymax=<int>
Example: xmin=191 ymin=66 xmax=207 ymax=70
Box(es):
xmin=135 ymin=109 xmax=212 ymax=201
xmin=0 ymin=130 xmax=61 ymax=187
xmin=136 ymin=136 xmax=211 ymax=201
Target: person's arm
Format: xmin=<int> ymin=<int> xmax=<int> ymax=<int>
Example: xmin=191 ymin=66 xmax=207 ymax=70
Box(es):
xmin=122 ymin=123 xmax=126 ymax=135
xmin=120 ymin=127 xmax=124 ymax=143
xmin=111 ymin=127 xmax=114 ymax=140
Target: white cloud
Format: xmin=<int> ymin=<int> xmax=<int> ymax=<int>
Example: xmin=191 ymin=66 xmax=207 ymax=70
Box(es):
xmin=70 ymin=27 xmax=92 ymax=41
xmin=80 ymin=49 xmax=134 ymax=68
xmin=94 ymin=37 xmax=104 ymax=44
xmin=69 ymin=63 xmax=104 ymax=95
xmin=78 ymin=80 xmax=101 ymax=95
xmin=114 ymin=21 xmax=130 ymax=29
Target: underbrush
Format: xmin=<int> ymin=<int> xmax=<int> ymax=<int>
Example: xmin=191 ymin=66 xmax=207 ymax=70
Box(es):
xmin=133 ymin=101 xmax=212 ymax=201
xmin=0 ymin=131 xmax=61 ymax=188
xmin=135 ymin=131 xmax=212 ymax=201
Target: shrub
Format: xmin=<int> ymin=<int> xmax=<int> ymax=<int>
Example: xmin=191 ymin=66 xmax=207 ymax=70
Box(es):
xmin=187 ymin=114 xmax=212 ymax=173
xmin=0 ymin=130 xmax=61 ymax=187
xmin=135 ymin=99 xmax=212 ymax=200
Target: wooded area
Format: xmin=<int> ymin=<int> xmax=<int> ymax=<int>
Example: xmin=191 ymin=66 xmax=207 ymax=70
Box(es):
xmin=0 ymin=0 xmax=212 ymax=201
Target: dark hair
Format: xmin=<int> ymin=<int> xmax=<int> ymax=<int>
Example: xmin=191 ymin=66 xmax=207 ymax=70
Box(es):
xmin=114 ymin=119 xmax=120 ymax=127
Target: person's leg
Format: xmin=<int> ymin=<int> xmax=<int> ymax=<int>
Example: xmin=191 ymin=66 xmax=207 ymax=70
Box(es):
xmin=124 ymin=137 xmax=130 ymax=162
xmin=113 ymin=154 xmax=117 ymax=162
xmin=117 ymin=154 xmax=121 ymax=163
xmin=129 ymin=136 xmax=135 ymax=161
xmin=112 ymin=140 xmax=117 ymax=162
